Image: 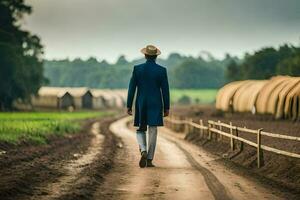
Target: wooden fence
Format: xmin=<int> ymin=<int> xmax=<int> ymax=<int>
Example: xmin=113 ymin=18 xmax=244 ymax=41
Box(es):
xmin=165 ymin=115 xmax=300 ymax=168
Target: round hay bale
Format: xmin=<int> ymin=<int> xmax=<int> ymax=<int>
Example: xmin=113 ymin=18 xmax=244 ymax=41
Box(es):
xmin=216 ymin=81 xmax=249 ymax=111
xmin=275 ymin=78 xmax=300 ymax=119
xmin=256 ymin=76 xmax=290 ymax=114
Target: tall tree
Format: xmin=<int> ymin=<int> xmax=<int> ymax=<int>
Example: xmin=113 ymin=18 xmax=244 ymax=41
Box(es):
xmin=0 ymin=0 xmax=45 ymax=110
xmin=225 ymin=44 xmax=300 ymax=81
xmin=277 ymin=54 xmax=300 ymax=76
xmin=172 ymin=59 xmax=224 ymax=88
xmin=225 ymin=60 xmax=241 ymax=82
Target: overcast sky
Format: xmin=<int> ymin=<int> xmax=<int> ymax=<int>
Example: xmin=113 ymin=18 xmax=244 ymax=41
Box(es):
xmin=23 ymin=0 xmax=300 ymax=62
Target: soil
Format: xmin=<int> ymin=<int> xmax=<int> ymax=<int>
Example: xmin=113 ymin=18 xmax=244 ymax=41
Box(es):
xmin=94 ymin=117 xmax=292 ymax=200
xmin=171 ymin=105 xmax=300 ymax=195
xmin=0 ymin=116 xmax=121 ymax=200
xmin=0 ymin=111 xmax=298 ymax=200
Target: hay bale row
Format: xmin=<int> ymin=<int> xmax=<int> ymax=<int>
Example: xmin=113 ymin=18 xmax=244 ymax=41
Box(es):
xmin=216 ymin=76 xmax=300 ymax=120
xmin=215 ymin=81 xmax=247 ymax=111
xmin=30 ymin=87 xmax=127 ymax=110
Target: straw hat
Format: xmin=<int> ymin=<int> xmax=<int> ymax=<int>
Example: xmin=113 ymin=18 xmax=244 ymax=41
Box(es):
xmin=141 ymin=45 xmax=161 ymax=55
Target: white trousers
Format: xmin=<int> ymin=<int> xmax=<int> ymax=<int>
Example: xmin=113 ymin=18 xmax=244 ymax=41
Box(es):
xmin=136 ymin=126 xmax=157 ymax=160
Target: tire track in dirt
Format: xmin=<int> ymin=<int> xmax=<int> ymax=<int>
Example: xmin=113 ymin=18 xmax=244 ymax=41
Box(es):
xmin=165 ymin=138 xmax=232 ymax=200
xmin=0 ymin=116 xmax=120 ymax=200
xmin=160 ymin=127 xmax=284 ymax=200
xmin=0 ymin=121 xmax=94 ymax=200
xmin=30 ymin=122 xmax=104 ymax=200
xmin=96 ymin=117 xmax=216 ymax=199
xmin=97 ymin=116 xmax=283 ymax=200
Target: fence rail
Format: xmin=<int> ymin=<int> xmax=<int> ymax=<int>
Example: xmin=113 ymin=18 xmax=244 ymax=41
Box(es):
xmin=165 ymin=116 xmax=300 ymax=168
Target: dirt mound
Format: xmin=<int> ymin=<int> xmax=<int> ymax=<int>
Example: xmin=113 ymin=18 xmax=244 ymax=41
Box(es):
xmin=57 ymin=117 xmax=122 ymax=200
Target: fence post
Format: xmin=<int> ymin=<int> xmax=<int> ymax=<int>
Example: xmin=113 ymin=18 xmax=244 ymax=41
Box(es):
xmin=171 ymin=115 xmax=175 ymax=131
xmin=180 ymin=116 xmax=184 ymax=132
xmin=208 ymin=122 xmax=212 ymax=140
xmin=218 ymin=120 xmax=222 ymax=141
xmin=175 ymin=116 xmax=180 ymax=132
xmin=184 ymin=117 xmax=189 ymax=134
xmin=236 ymin=127 xmax=242 ymax=150
xmin=200 ymin=119 xmax=203 ymax=138
xmin=190 ymin=118 xmax=194 ymax=134
xmin=230 ymin=122 xmax=234 ymax=151
xmin=213 ymin=122 xmax=216 ymax=140
xmin=175 ymin=116 xmax=178 ymax=131
xmin=172 ymin=115 xmax=175 ymax=131
xmin=257 ymin=128 xmax=263 ymax=168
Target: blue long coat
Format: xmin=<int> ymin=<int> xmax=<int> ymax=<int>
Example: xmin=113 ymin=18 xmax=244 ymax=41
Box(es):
xmin=127 ymin=59 xmax=170 ymax=127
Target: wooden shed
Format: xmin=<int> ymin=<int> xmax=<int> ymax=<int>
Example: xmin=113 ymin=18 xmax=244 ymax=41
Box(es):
xmin=103 ymin=90 xmax=117 ymax=107
xmin=63 ymin=87 xmax=93 ymax=109
xmin=113 ymin=89 xmax=127 ymax=107
xmin=110 ymin=92 xmax=125 ymax=108
xmin=92 ymin=89 xmax=117 ymax=108
xmin=90 ymin=89 xmax=108 ymax=109
xmin=31 ymin=87 xmax=74 ymax=109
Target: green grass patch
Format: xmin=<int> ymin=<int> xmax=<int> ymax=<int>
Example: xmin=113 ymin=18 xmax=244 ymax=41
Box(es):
xmin=0 ymin=111 xmax=113 ymax=144
xmin=170 ymin=89 xmax=218 ymax=104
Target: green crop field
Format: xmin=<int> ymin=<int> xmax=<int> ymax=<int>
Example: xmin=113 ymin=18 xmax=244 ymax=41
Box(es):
xmin=0 ymin=111 xmax=113 ymax=144
xmin=170 ymin=89 xmax=218 ymax=104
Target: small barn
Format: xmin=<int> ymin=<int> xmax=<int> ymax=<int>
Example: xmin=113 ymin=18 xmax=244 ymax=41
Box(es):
xmin=110 ymin=92 xmax=125 ymax=108
xmin=92 ymin=89 xmax=118 ymax=108
xmin=31 ymin=87 xmax=74 ymax=109
xmin=90 ymin=89 xmax=108 ymax=109
xmin=114 ymin=89 xmax=127 ymax=107
xmin=63 ymin=87 xmax=93 ymax=109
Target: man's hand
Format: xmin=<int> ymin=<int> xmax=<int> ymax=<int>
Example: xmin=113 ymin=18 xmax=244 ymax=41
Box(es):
xmin=127 ymin=108 xmax=132 ymax=115
xmin=164 ymin=109 xmax=169 ymax=117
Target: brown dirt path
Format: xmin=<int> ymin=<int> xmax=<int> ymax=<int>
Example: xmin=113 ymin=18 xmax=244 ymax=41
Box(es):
xmin=95 ymin=117 xmax=283 ymax=200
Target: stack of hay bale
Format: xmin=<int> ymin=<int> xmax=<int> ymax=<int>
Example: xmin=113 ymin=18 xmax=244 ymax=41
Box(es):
xmin=216 ymin=76 xmax=300 ymax=120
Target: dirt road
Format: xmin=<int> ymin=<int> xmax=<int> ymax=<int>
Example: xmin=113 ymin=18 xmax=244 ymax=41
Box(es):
xmin=0 ymin=116 xmax=289 ymax=199
xmin=96 ymin=117 xmax=284 ymax=200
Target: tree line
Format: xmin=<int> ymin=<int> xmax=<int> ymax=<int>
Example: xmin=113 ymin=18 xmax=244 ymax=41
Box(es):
xmin=225 ymin=44 xmax=300 ymax=82
xmin=44 ymin=53 xmax=234 ymax=89
xmin=45 ymin=44 xmax=300 ymax=89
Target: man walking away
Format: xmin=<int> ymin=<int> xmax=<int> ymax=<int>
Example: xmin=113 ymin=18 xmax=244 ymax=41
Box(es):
xmin=127 ymin=45 xmax=170 ymax=168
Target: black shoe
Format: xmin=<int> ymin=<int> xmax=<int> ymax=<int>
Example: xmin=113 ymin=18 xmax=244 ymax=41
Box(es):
xmin=147 ymin=159 xmax=155 ymax=167
xmin=139 ymin=151 xmax=147 ymax=168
